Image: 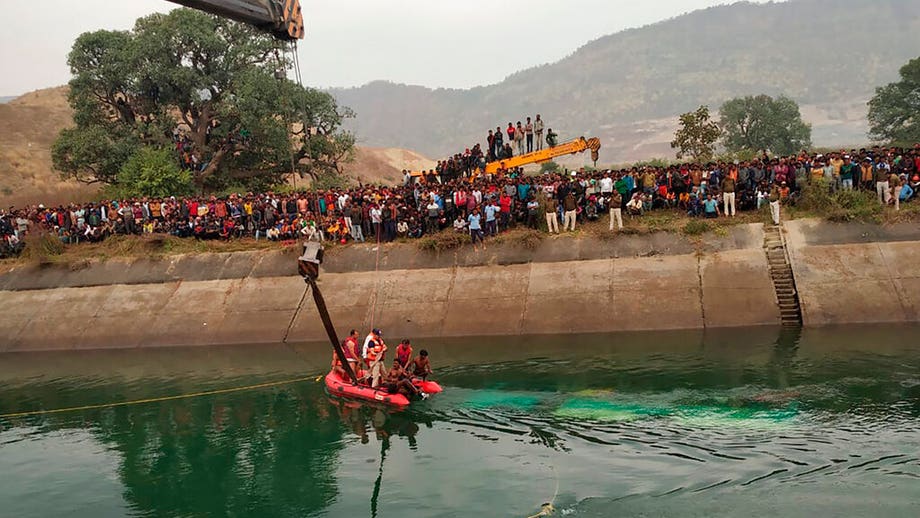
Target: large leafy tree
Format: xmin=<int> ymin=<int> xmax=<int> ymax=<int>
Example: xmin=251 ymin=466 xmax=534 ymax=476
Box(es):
xmin=52 ymin=8 xmax=353 ymax=191
xmin=868 ymin=56 xmax=920 ymax=146
xmin=719 ymin=94 xmax=811 ymax=156
xmin=671 ymin=105 xmax=722 ymax=161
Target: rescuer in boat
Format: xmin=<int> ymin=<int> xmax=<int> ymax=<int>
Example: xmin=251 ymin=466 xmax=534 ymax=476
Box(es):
xmin=343 ymin=329 xmax=363 ymax=379
xmin=411 ymin=350 xmax=433 ymax=380
xmin=362 ymin=328 xmax=387 ymax=387
xmin=395 ymin=339 xmax=413 ymax=370
xmin=384 ymin=359 xmax=428 ymax=400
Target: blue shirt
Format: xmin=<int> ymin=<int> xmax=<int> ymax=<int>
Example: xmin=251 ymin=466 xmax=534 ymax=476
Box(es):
xmin=484 ymin=205 xmax=499 ymax=222
xmin=467 ymin=213 xmax=482 ymax=230
xmin=517 ymin=184 xmax=531 ymax=201
xmin=703 ymin=199 xmax=718 ymax=213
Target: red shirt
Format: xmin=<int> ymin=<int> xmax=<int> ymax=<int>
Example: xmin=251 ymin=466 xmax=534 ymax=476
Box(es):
xmin=396 ymin=344 xmax=412 ymax=365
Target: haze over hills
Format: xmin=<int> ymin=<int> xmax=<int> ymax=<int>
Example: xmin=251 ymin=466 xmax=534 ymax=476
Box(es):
xmin=331 ymin=0 xmax=920 ymax=163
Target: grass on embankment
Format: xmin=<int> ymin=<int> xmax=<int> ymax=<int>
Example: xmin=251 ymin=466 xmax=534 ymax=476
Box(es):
xmin=6 ymin=233 xmax=284 ymax=270
xmin=4 ymin=187 xmax=918 ymax=270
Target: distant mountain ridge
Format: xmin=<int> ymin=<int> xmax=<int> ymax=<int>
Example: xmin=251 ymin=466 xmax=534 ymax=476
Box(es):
xmin=331 ymin=0 xmax=920 ymax=163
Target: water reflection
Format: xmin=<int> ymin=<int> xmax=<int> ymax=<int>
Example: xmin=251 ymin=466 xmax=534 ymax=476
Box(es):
xmin=1 ymin=326 xmax=919 ymax=517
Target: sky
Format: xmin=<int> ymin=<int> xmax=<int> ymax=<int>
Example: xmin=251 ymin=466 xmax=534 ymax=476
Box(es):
xmin=0 ymin=0 xmax=776 ymax=96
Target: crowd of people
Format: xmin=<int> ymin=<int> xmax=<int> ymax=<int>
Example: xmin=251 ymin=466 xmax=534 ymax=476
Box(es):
xmin=2 ymin=144 xmax=918 ymax=257
xmin=416 ymin=114 xmax=556 ymax=183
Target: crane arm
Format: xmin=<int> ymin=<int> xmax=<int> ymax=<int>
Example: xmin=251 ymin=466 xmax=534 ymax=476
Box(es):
xmin=166 ymin=0 xmax=304 ymax=40
xmin=482 ymin=137 xmax=601 ymax=176
xmin=410 ymin=137 xmax=601 ymax=183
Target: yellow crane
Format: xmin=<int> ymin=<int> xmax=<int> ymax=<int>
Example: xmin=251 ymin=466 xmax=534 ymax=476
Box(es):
xmin=480 ymin=136 xmax=601 ymax=178
xmin=412 ymin=136 xmax=601 ymax=183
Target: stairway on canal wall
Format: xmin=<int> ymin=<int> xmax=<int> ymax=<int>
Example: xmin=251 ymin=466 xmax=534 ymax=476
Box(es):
xmin=763 ymin=225 xmax=803 ymax=327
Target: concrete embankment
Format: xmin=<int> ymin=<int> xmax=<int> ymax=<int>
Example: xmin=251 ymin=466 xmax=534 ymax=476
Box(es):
xmin=1 ymin=220 xmax=917 ymax=352
xmin=783 ymin=219 xmax=920 ymax=326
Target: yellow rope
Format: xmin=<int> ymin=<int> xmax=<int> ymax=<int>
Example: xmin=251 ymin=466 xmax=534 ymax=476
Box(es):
xmin=0 ymin=375 xmax=318 ymax=420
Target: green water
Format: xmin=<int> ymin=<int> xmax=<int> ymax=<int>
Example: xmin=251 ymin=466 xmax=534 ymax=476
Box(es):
xmin=1 ymin=326 xmax=919 ymax=517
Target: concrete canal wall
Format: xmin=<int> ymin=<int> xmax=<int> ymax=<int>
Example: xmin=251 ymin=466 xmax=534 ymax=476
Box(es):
xmin=783 ymin=219 xmax=920 ymax=326
xmin=0 ymin=220 xmax=917 ymax=352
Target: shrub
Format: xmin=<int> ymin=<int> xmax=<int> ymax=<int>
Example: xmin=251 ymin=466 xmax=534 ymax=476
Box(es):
xmin=797 ymin=179 xmax=882 ymax=222
xmin=107 ymin=147 xmax=194 ymax=198
xmin=682 ymin=219 xmax=711 ymax=236
xmin=22 ymin=231 xmax=65 ymax=264
xmin=417 ymin=231 xmax=466 ymax=253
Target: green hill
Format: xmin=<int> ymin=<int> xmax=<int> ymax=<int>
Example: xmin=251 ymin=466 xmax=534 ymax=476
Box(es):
xmin=331 ymin=0 xmax=920 ymax=163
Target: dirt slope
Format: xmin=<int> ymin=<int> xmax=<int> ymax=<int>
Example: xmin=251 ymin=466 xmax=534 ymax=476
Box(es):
xmin=0 ymin=86 xmax=434 ymax=207
xmin=0 ymin=86 xmax=97 ymax=207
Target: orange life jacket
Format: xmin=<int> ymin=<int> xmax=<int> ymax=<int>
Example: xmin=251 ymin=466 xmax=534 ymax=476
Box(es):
xmin=366 ymin=338 xmax=381 ymax=362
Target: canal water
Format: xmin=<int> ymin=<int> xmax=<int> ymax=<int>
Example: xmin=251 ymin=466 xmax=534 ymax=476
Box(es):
xmin=1 ymin=326 xmax=919 ymax=517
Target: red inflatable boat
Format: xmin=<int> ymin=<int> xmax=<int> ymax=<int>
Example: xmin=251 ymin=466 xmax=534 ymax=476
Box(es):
xmin=324 ymin=371 xmax=443 ymax=407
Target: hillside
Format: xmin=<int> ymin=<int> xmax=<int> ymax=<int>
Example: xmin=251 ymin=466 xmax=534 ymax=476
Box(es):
xmin=0 ymin=87 xmax=95 ymax=207
xmin=331 ymin=0 xmax=920 ymax=162
xmin=0 ymin=87 xmax=433 ymax=207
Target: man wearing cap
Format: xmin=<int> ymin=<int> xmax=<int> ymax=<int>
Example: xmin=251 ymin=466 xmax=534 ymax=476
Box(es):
xmin=768 ymin=182 xmax=781 ymax=226
xmin=874 ymin=157 xmax=891 ymax=205
xmin=562 ymin=190 xmax=577 ymax=232
xmin=544 ymin=193 xmax=559 ymax=234
xmin=889 ymin=170 xmax=902 ymax=211
xmin=362 ymin=328 xmax=387 ymax=387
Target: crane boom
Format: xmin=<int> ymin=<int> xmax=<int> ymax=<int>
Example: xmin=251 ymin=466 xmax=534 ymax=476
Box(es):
xmin=166 ymin=0 xmax=304 ymax=40
xmin=411 ymin=136 xmax=601 ymax=183
xmin=482 ymin=137 xmax=601 ymax=176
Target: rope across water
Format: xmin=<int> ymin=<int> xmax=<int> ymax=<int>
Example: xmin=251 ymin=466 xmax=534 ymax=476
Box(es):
xmin=0 ymin=375 xmax=317 ymax=420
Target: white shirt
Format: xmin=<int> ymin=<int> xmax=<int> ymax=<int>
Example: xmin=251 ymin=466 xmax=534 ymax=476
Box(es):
xmin=599 ymin=177 xmax=614 ymax=193
xmin=370 ymin=208 xmax=382 ymax=223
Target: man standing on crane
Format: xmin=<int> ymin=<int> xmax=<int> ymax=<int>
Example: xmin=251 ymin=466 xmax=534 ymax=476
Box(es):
xmin=534 ymin=114 xmax=545 ymax=151
xmin=525 ymin=117 xmax=535 ymax=153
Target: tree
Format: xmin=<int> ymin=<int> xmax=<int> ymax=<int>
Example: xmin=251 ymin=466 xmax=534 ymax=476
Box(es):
xmin=868 ymin=56 xmax=920 ymax=146
xmin=52 ymin=8 xmax=354 ymax=191
xmin=540 ymin=161 xmax=561 ymax=173
xmin=112 ymin=147 xmax=193 ymax=198
xmin=719 ymin=94 xmax=811 ymax=156
xmin=671 ymin=105 xmax=721 ymax=161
